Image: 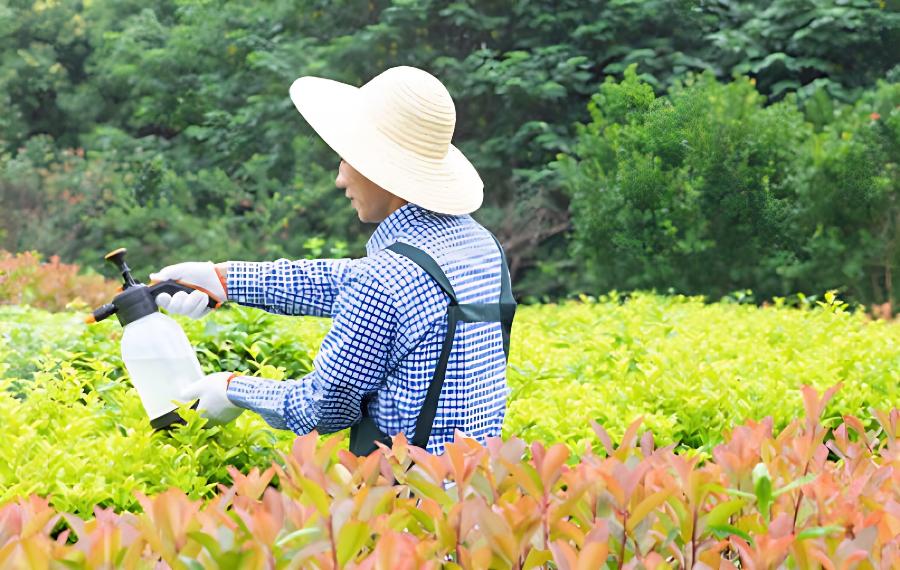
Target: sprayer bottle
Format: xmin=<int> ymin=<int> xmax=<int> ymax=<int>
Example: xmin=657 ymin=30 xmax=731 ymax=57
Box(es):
xmin=87 ymin=248 xmax=219 ymax=429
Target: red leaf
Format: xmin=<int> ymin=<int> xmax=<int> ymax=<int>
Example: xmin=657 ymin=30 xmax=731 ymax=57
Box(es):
xmin=550 ymin=539 xmax=577 ymax=570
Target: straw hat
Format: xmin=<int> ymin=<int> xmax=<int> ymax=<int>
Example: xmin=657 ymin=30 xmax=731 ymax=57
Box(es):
xmin=289 ymin=66 xmax=483 ymax=215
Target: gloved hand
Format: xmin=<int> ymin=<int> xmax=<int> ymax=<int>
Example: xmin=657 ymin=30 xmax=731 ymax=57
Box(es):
xmin=180 ymin=371 xmax=244 ymax=425
xmin=149 ymin=261 xmax=227 ymax=319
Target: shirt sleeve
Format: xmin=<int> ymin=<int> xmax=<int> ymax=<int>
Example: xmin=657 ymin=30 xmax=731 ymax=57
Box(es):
xmin=225 ymin=258 xmax=352 ymax=317
xmin=225 ymin=265 xmax=399 ymax=434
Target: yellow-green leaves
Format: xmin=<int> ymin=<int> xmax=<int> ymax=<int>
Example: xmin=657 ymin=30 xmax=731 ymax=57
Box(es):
xmin=505 ymin=293 xmax=900 ymax=452
xmin=336 ymin=520 xmax=369 ymax=566
xmin=2 ymin=301 xmax=899 ymax=566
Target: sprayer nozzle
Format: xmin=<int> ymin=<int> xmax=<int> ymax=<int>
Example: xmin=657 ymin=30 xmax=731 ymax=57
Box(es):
xmin=104 ymin=247 xmax=127 ymax=261
xmin=104 ymin=247 xmax=138 ymax=289
xmin=88 ymin=303 xmax=117 ymax=324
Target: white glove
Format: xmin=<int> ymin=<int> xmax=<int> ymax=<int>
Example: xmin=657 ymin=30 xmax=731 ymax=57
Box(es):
xmin=154 ymin=289 xmax=212 ymax=319
xmin=180 ymin=372 xmax=244 ymax=426
xmin=149 ymin=261 xmax=227 ymax=319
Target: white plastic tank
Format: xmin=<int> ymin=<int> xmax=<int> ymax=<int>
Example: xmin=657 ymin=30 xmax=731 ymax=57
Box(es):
xmin=120 ymin=312 xmax=204 ymax=424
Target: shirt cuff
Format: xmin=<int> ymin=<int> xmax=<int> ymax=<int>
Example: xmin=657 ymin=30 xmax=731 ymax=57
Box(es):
xmin=225 ymin=261 xmax=267 ymax=305
xmin=226 ymin=376 xmax=289 ymax=430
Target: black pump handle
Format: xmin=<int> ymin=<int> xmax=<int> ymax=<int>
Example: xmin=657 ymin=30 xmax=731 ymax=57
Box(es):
xmin=148 ymin=280 xmax=222 ymax=309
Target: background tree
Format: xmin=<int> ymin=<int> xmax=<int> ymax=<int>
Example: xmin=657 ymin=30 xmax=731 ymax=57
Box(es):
xmin=0 ymin=0 xmax=897 ymax=303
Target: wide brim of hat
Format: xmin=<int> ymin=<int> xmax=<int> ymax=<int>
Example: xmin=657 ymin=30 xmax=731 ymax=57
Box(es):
xmin=289 ymin=76 xmax=483 ymax=215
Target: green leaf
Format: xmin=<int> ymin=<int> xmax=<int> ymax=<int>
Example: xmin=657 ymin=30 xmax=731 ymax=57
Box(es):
xmin=704 ymin=498 xmax=746 ymax=529
xmin=752 ymin=463 xmax=772 ymax=521
xmin=187 ymin=531 xmax=222 ymax=559
xmin=522 ymin=549 xmax=553 ymax=570
xmin=796 ymin=525 xmax=844 ymax=540
xmin=406 ymin=472 xmax=453 ymax=508
xmin=275 ymin=527 xmax=320 ymax=548
xmin=773 ymin=473 xmax=819 ymax=497
xmin=298 ymin=477 xmax=330 ymax=518
xmin=724 ymin=489 xmax=756 ymax=500
xmin=336 ymin=521 xmax=370 ymax=566
xmin=708 ymin=524 xmax=754 ymax=544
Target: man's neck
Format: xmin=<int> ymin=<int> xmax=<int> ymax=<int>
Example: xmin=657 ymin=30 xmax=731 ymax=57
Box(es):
xmin=366 ymin=203 xmax=419 ymax=255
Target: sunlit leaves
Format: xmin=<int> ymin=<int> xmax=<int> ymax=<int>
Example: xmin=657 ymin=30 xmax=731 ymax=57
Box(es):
xmin=506 ymin=292 xmax=900 ymax=454
xmin=2 ymin=295 xmax=899 ymax=525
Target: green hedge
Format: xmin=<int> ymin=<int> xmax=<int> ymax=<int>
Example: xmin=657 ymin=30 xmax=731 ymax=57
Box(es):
xmin=506 ymin=292 xmax=899 ymax=453
xmin=1 ymin=295 xmax=897 ymax=515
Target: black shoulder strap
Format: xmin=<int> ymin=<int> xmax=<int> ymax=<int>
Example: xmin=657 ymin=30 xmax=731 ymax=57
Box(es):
xmin=387 ymin=242 xmax=458 ymax=449
xmin=386 ymin=237 xmax=515 ymax=450
xmin=386 ymin=242 xmax=458 ymax=304
xmin=489 ymin=233 xmax=516 ymax=357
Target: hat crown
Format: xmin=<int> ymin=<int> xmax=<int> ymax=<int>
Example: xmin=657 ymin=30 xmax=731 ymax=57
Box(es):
xmin=361 ymin=66 xmax=456 ymax=160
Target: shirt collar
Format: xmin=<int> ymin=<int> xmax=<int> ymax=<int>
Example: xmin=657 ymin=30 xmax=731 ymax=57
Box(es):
xmin=366 ymin=203 xmax=425 ymax=255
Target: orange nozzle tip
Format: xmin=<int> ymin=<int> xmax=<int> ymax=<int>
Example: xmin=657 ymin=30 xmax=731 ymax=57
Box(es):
xmin=104 ymin=247 xmax=127 ymax=260
xmin=84 ymin=314 xmax=96 ymax=324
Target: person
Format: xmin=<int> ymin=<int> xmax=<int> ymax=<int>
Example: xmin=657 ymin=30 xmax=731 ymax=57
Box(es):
xmin=150 ymin=66 xmax=515 ymax=456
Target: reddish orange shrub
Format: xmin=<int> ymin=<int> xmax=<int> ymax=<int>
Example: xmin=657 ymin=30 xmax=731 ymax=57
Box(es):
xmin=869 ymin=300 xmax=895 ymax=321
xmin=0 ymin=385 xmax=897 ymax=568
xmin=0 ymin=250 xmax=118 ymax=312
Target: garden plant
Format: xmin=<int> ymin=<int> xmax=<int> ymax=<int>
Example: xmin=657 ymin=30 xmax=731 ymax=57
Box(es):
xmin=1 ymin=0 xmax=899 ymax=567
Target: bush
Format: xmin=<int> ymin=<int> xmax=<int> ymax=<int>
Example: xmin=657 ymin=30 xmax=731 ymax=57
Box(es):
xmin=560 ymin=68 xmax=900 ymax=307
xmin=561 ymin=66 xmax=808 ymax=300
xmin=0 ymin=304 xmax=330 ymax=517
xmin=506 ymin=292 xmax=900 ymax=454
xmin=786 ymin=80 xmax=900 ymax=308
xmin=0 ymin=250 xmax=118 ymax=312
xmin=0 ymin=136 xmax=349 ymax=281
xmin=1 ymin=386 xmax=897 ymax=567
xmin=2 ymin=294 xmax=898 ymax=518
xmin=0 ymin=355 xmax=297 ymax=517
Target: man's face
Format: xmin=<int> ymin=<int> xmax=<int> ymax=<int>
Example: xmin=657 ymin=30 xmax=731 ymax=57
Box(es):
xmin=335 ymin=159 xmax=407 ymax=223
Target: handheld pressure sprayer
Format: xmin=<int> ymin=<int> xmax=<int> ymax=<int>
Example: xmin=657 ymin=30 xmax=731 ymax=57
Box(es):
xmin=86 ymin=248 xmax=217 ymax=429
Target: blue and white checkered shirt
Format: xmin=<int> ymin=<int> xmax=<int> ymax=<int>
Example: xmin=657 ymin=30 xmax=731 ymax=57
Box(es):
xmin=224 ymin=203 xmax=510 ymax=455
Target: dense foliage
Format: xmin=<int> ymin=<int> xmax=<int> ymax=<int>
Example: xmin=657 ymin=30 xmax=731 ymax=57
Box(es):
xmin=1 ymin=388 xmax=898 ymax=568
xmin=0 ymin=304 xmax=325 ymax=516
xmin=2 ymin=293 xmax=897 ymax=518
xmin=1 ymin=0 xmax=897 ymax=300
xmin=507 ymin=292 xmax=900 ymax=453
xmin=560 ymin=69 xmax=900 ymax=307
